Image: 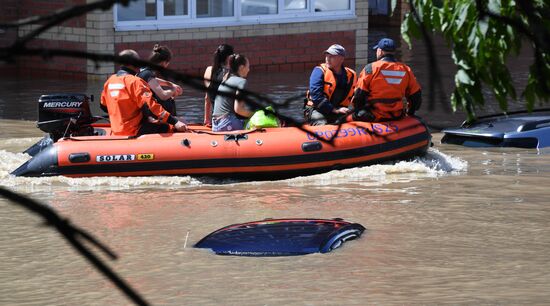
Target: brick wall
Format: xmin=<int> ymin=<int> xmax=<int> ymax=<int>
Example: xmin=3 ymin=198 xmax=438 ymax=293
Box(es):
xmin=116 ymin=31 xmax=356 ymax=76
xmin=17 ymin=0 xmax=87 ymax=28
xmin=11 ymin=27 xmax=89 ymax=79
xmin=2 ymin=0 xmax=89 ymax=78
xmin=15 ymin=39 xmax=88 ymax=79
xmin=112 ymin=12 xmax=367 ymax=74
xmin=5 ymin=0 xmax=372 ymax=79
xmin=110 ymin=0 xmax=369 ymax=77
xmin=0 ymin=0 xmax=19 ymax=75
xmin=0 ymin=0 xmax=19 ymax=23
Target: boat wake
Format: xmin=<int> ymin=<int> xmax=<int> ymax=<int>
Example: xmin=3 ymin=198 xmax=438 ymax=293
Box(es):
xmin=281 ymin=148 xmax=467 ymax=187
xmin=0 ymin=142 xmax=467 ymax=191
xmin=0 ymin=147 xmax=205 ymax=191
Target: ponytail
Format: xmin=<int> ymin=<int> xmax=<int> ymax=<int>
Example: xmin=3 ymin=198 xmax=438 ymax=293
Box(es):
xmin=227 ymin=54 xmax=248 ymax=76
xmin=206 ymin=44 xmax=234 ymax=101
xmin=211 ymin=44 xmax=234 ymax=77
xmin=149 ymin=44 xmax=172 ymax=64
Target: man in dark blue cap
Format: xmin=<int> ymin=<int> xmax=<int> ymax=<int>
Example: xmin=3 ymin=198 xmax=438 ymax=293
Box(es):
xmin=352 ymin=38 xmax=422 ymax=122
xmin=304 ymin=44 xmax=357 ymax=125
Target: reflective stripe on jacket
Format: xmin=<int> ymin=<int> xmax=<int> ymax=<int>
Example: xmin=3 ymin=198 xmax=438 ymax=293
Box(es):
xmin=354 ymin=57 xmax=421 ymax=121
xmin=100 ymin=71 xmax=174 ymax=136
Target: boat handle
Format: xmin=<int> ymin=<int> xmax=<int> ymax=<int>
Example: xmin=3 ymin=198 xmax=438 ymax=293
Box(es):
xmin=224 ymin=134 xmax=248 ymax=142
xmin=302 ymin=141 xmax=322 ymax=152
xmin=181 ymin=139 xmax=191 ymax=147
xmin=68 ymin=152 xmax=90 ymax=163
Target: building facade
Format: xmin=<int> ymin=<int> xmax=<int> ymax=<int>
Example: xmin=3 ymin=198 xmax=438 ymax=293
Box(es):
xmin=1 ymin=0 xmax=406 ymax=80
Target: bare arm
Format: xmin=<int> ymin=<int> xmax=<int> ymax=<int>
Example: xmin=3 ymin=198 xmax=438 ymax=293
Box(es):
xmin=203 ymin=66 xmax=212 ymax=88
xmin=148 ymin=78 xmax=176 ymax=100
xmin=156 ymin=78 xmax=182 ymax=94
xmin=155 ymin=77 xmax=171 ymax=87
xmin=203 ymin=66 xmax=214 ymax=126
xmin=234 ymin=92 xmax=254 ymax=118
xmin=204 ymin=93 xmax=212 ymax=126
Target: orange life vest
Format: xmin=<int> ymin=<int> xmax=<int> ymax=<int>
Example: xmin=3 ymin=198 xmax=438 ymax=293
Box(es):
xmin=307 ymin=63 xmax=357 ymax=107
xmin=100 ymin=71 xmax=173 ymax=136
xmin=354 ymin=58 xmax=421 ymax=121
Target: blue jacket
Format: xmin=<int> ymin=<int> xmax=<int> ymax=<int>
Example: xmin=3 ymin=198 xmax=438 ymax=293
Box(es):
xmin=308 ymin=65 xmax=349 ymax=114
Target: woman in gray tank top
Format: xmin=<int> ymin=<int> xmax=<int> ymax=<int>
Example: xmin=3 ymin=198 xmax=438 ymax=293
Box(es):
xmin=203 ymin=44 xmax=234 ymax=127
xmin=212 ymin=54 xmax=254 ymax=132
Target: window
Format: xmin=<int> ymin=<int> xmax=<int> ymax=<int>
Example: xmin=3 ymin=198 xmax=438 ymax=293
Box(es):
xmin=285 ymin=0 xmax=307 ymax=10
xmin=315 ymin=0 xmax=349 ymax=11
xmin=164 ymin=0 xmax=188 ymax=16
xmin=117 ymin=0 xmax=157 ymax=21
xmin=368 ymin=0 xmax=388 ymax=15
xmin=242 ymin=0 xmax=278 ymax=16
xmin=197 ymin=0 xmax=234 ymax=18
xmin=115 ymin=0 xmax=355 ymax=31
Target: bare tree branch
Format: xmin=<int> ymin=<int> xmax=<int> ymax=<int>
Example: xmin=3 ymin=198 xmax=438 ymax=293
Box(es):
xmin=3 ymin=0 xmax=134 ymax=49
xmin=0 ymin=186 xmax=150 ymax=306
xmin=0 ymin=0 xmax=129 ymax=29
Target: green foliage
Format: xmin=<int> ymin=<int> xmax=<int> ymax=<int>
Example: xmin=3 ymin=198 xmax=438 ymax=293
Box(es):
xmin=401 ymin=0 xmax=550 ymax=119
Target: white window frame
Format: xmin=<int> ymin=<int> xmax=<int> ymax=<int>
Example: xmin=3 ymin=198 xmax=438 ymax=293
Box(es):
xmin=280 ymin=0 xmax=308 ymax=14
xmin=159 ymin=0 xmax=191 ymax=19
xmin=196 ymin=0 xmax=233 ymax=18
xmin=114 ymin=0 xmax=355 ymax=31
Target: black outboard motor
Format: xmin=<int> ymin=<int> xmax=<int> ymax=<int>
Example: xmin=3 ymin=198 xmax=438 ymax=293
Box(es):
xmin=23 ymin=94 xmax=103 ymax=157
xmin=14 ymin=93 xmax=104 ymax=175
xmin=37 ymin=93 xmax=97 ymax=141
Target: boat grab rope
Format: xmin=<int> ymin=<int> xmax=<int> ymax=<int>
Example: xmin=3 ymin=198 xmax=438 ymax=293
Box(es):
xmin=188 ymin=127 xmax=265 ymax=136
xmin=64 ymin=135 xmax=138 ymax=141
xmin=63 ymin=128 xmax=263 ymax=141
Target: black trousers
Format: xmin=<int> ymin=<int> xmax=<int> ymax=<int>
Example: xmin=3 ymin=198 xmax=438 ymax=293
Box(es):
xmin=142 ymin=98 xmax=177 ymax=119
xmin=137 ymin=122 xmax=171 ymax=135
xmin=304 ymin=106 xmax=338 ymax=126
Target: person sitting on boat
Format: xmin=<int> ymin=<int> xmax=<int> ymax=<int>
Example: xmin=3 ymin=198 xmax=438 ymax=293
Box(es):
xmin=304 ymin=44 xmax=357 ymax=126
xmin=203 ymin=44 xmax=234 ymax=127
xmin=137 ymin=44 xmax=182 ymax=118
xmin=100 ymin=49 xmax=187 ymax=136
xmin=351 ymin=38 xmax=422 ymax=122
xmin=211 ymin=54 xmax=254 ymax=132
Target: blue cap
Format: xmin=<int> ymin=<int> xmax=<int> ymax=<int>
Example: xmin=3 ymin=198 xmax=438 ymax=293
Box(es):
xmin=324 ymin=44 xmax=346 ymax=57
xmin=373 ymin=38 xmax=396 ymax=52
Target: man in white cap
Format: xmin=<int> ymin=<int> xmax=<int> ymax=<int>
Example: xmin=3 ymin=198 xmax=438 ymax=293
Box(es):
xmin=304 ymin=44 xmax=357 ymax=125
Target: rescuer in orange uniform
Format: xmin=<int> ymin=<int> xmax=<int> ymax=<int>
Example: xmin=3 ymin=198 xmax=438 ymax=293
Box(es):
xmin=352 ymin=38 xmax=422 ymax=122
xmin=100 ymin=49 xmax=187 ymax=136
xmin=304 ymin=44 xmax=357 ymax=125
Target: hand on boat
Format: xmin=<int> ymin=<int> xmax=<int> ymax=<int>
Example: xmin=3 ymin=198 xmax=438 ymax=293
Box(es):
xmin=203 ymin=114 xmax=212 ymax=127
xmin=333 ymin=107 xmax=350 ymax=114
xmin=174 ymin=85 xmax=183 ymax=96
xmin=174 ymin=121 xmax=188 ymax=132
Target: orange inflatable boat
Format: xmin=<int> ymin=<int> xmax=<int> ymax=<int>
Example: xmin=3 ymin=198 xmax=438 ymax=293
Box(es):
xmin=12 ymin=94 xmax=431 ymax=178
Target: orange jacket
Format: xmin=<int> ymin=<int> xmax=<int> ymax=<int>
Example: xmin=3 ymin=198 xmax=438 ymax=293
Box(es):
xmin=306 ymin=63 xmax=357 ymax=109
xmin=353 ymin=57 xmax=421 ymax=121
xmin=100 ymin=69 xmax=177 ymax=136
